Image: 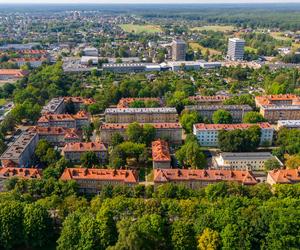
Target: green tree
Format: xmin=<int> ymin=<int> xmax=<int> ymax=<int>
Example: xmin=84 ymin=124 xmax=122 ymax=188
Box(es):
xmin=111 ymin=133 xmax=124 ymax=147
xmin=242 ymin=111 xmax=266 ymax=123
xmin=212 ymin=110 xmax=233 ymax=124
xmin=171 ymin=220 xmax=197 ymax=250
xmin=264 ymin=158 xmax=281 ymax=171
xmin=180 ymin=111 xmax=202 ymax=134
xmin=80 ymin=151 xmax=100 ymax=168
xmin=126 ymin=122 xmax=144 ymax=143
xmin=198 ymin=228 xmax=221 ymax=250
xmin=23 ymin=203 xmax=53 ymax=249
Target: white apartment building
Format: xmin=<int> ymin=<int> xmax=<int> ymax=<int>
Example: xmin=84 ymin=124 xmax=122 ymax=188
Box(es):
xmin=212 ymin=152 xmax=283 ymax=171
xmin=227 ymin=38 xmax=245 ymax=61
xmin=193 ymin=123 xmax=274 ymax=147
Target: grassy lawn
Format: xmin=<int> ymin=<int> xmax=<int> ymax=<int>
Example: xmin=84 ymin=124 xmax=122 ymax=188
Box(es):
xmin=0 ymin=99 xmax=7 ymax=106
xmin=189 ymin=42 xmax=222 ymax=55
xmin=191 ymin=25 xmax=235 ymax=32
xmin=119 ymin=24 xmax=162 ymax=34
xmin=245 ymin=46 xmax=258 ymax=53
xmin=270 ymin=32 xmax=292 ymax=41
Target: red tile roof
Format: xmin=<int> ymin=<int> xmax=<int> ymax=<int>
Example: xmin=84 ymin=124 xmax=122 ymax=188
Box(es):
xmin=268 ymin=168 xmax=300 ymax=184
xmin=0 ymin=167 xmax=42 ymax=179
xmin=60 ymin=168 xmax=138 ymax=183
xmin=194 ymin=122 xmax=272 ymax=130
xmin=152 ymin=140 xmax=171 ymax=162
xmin=255 ymin=94 xmax=300 ymax=106
xmin=0 ymin=69 xmax=28 ymax=77
xmin=38 ymin=111 xmax=89 ymax=123
xmin=64 ymin=96 xmax=95 ymax=105
xmin=29 ymin=126 xmax=81 ymax=139
xmin=62 ymin=142 xmax=107 ymax=152
xmin=117 ymin=97 xmax=161 ymax=108
xmin=101 ymin=123 xmax=182 ymax=130
xmin=154 ymin=169 xmax=257 ymax=185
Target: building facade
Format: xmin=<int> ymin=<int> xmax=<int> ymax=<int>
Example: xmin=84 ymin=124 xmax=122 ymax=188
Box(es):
xmin=104 ymin=108 xmax=178 ymax=123
xmin=62 ymin=142 xmax=108 ymax=164
xmin=152 ymin=140 xmax=171 ymax=169
xmin=154 ymin=169 xmax=257 ymax=189
xmin=277 ymin=120 xmax=300 ymax=130
xmin=227 ymin=38 xmax=245 ymax=61
xmin=212 ymin=152 xmax=283 ymax=171
xmin=193 ymin=123 xmax=274 ymax=147
xmin=185 ymin=105 xmax=252 ymax=123
xmin=100 ymin=123 xmax=183 ymax=145
xmin=102 ymin=63 xmax=146 ymax=73
xmin=0 ymin=131 xmax=39 ymax=167
xmin=188 ymin=95 xmax=230 ymax=105
xmin=255 ymin=94 xmax=300 ymax=123
xmin=60 ymin=168 xmax=138 ymax=193
xmin=171 ymin=39 xmax=187 ymax=61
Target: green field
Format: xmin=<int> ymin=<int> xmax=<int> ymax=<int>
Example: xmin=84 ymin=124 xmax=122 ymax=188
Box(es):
xmin=245 ymin=46 xmax=258 ymax=53
xmin=191 ymin=25 xmax=235 ymax=32
xmin=119 ymin=24 xmax=163 ymax=34
xmin=189 ymin=42 xmax=222 ymax=55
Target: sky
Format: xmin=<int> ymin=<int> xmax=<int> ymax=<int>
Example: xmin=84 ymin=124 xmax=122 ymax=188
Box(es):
xmin=0 ymin=0 xmax=299 ymax=4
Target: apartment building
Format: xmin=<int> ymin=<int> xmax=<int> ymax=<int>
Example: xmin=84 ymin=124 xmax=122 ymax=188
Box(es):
xmin=255 ymin=94 xmax=300 ymax=123
xmin=185 ymin=105 xmax=252 ymax=122
xmin=100 ymin=122 xmax=182 ymax=145
xmin=212 ymin=152 xmax=283 ymax=171
xmin=104 ymin=107 xmax=178 ymax=123
xmin=64 ymin=96 xmax=95 ymax=112
xmin=154 ymin=169 xmax=257 ymax=189
xmin=152 ymin=140 xmax=171 ymax=169
xmin=37 ymin=111 xmax=90 ymax=129
xmin=227 ymin=38 xmax=245 ymax=61
xmin=171 ymin=39 xmax=187 ymax=61
xmin=0 ymin=131 xmax=39 ymax=167
xmin=117 ymin=97 xmax=162 ymax=108
xmin=0 ymin=69 xmax=28 ymax=80
xmin=188 ymin=95 xmax=230 ymax=105
xmin=193 ymin=123 xmax=274 ymax=147
xmin=277 ymin=120 xmax=300 ymax=130
xmin=60 ymin=168 xmax=138 ymax=193
xmin=267 ymin=168 xmax=300 ymax=185
xmin=30 ymin=126 xmax=82 ymax=146
xmin=41 ymin=97 xmax=65 ymax=115
xmin=62 ymin=142 xmax=108 ymax=164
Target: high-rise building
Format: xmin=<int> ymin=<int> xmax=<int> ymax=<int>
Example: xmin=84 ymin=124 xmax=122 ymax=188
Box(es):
xmin=227 ymin=38 xmax=245 ymax=61
xmin=171 ymin=39 xmax=187 ymax=61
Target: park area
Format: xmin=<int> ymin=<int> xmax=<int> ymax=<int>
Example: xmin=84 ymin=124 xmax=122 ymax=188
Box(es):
xmin=119 ymin=24 xmax=163 ymax=34
xmin=191 ymin=25 xmax=235 ymax=32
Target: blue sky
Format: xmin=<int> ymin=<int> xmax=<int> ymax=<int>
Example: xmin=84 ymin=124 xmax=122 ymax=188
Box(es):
xmin=0 ymin=0 xmax=299 ymax=3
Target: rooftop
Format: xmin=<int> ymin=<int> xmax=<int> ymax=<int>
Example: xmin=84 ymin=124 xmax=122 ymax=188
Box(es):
xmin=101 ymin=123 xmax=182 ymax=130
xmin=30 ymin=126 xmax=81 ymax=139
xmin=194 ymin=122 xmax=272 ymax=130
xmin=189 ymin=95 xmax=229 ymax=102
xmin=64 ymin=96 xmax=95 ymax=105
xmin=0 ymin=131 xmax=37 ymax=160
xmin=255 ymin=94 xmax=300 ymax=106
xmin=0 ymin=167 xmax=41 ymax=179
xmin=154 ymin=169 xmax=257 ymax=185
xmin=105 ymin=107 xmax=177 ymax=114
xmin=117 ymin=97 xmax=161 ymax=108
xmin=218 ymin=152 xmax=281 ymax=161
xmin=60 ymin=168 xmax=138 ymax=183
xmin=41 ymin=97 xmax=64 ymax=114
xmin=0 ymin=69 xmax=28 ymax=77
xmin=268 ymin=168 xmax=300 ymax=184
xmin=277 ymin=120 xmax=300 ymax=127
xmin=62 ymin=142 xmax=107 ymax=152
xmin=152 ymin=140 xmax=171 ymax=162
xmin=185 ymin=104 xmax=252 ymax=111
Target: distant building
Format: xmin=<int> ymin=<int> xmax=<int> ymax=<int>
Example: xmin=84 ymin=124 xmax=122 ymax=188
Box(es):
xmin=102 ymin=63 xmax=146 ymax=73
xmin=37 ymin=111 xmax=90 ymax=129
xmin=167 ymin=61 xmax=200 ymax=71
xmin=277 ymin=120 xmax=300 ymax=130
xmin=104 ymin=107 xmax=178 ymax=123
xmin=83 ymin=47 xmax=98 ymax=57
xmin=188 ymin=95 xmax=230 ymax=105
xmin=153 ymin=169 xmax=257 ymax=189
xmin=193 ymin=123 xmax=274 ymax=147
xmin=64 ymin=96 xmax=95 ymax=112
xmin=255 ymin=94 xmax=300 ymax=123
xmin=80 ymin=56 xmax=98 ymax=65
xmin=199 ymin=61 xmax=222 ymax=69
xmin=62 ymin=142 xmax=108 ymax=164
xmin=227 ymin=38 xmax=245 ymax=61
xmin=0 ymin=167 xmax=42 ymax=180
xmin=0 ymin=131 xmax=38 ymax=167
xmin=41 ymin=97 xmax=65 ymax=115
xmin=171 ymin=39 xmax=187 ymax=61
xmin=100 ymin=123 xmax=182 ymax=145
xmin=152 ymin=140 xmax=171 ymax=169
xmin=267 ymin=168 xmax=300 ymax=185
xmin=185 ymin=105 xmax=252 ymax=123
xmin=9 ymin=58 xmax=46 ymax=68
xmin=117 ymin=97 xmax=162 ymax=108
xmin=60 ymin=168 xmax=138 ymax=193
xmin=0 ymin=69 xmax=28 ymax=80
xmin=212 ymin=152 xmax=283 ymax=171
xmin=30 ymin=126 xmax=82 ymax=147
